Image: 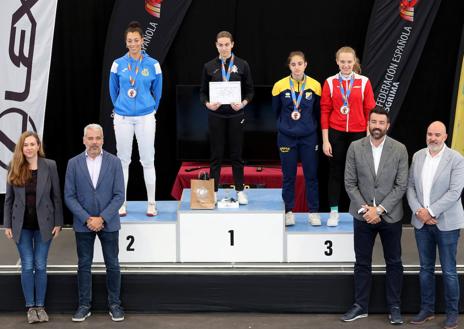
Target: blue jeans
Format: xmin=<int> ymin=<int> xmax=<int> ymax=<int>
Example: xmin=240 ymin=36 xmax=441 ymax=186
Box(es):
xmin=16 ymin=229 xmax=52 ymax=307
xmin=353 ymin=219 xmax=403 ymax=311
xmin=415 ymin=225 xmax=460 ymax=316
xmin=75 ymin=230 xmax=121 ymax=307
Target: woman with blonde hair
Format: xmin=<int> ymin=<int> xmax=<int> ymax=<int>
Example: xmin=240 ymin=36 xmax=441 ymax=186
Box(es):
xmin=4 ymin=131 xmax=63 ymax=323
xmin=320 ymin=46 xmax=376 ymax=226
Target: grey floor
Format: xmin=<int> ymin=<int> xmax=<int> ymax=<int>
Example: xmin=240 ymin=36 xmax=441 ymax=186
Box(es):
xmin=0 ymin=312 xmax=457 ymax=329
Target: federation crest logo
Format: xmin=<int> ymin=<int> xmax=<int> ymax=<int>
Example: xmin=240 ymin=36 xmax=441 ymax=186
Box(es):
xmin=141 ymin=68 xmax=149 ymax=76
xmin=230 ymin=65 xmax=238 ymax=73
xmin=399 ymin=0 xmax=418 ymax=22
xmin=305 ymin=91 xmax=312 ymax=100
xmin=145 ymin=0 xmax=163 ymax=18
xmin=285 ymin=92 xmax=291 ymax=98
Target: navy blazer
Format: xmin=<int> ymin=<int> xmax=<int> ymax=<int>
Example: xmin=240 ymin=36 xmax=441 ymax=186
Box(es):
xmin=64 ymin=150 xmax=124 ymax=232
xmin=4 ymin=158 xmax=64 ymax=243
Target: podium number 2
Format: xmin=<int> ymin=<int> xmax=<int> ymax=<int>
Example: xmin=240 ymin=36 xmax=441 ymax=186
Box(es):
xmin=228 ymin=230 xmax=234 ymax=246
xmin=126 ymin=235 xmax=135 ymax=251
xmin=324 ymin=240 xmax=333 ymax=256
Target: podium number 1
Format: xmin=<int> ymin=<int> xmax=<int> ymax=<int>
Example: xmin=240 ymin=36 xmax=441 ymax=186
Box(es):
xmin=228 ymin=230 xmax=234 ymax=246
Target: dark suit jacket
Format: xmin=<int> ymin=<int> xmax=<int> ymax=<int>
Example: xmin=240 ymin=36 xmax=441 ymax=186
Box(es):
xmin=3 ymin=158 xmax=64 ymax=243
xmin=344 ymin=135 xmax=409 ymax=223
xmin=64 ymin=150 xmax=124 ymax=232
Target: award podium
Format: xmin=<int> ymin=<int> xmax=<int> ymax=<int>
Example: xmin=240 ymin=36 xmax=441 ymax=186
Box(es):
xmin=94 ymin=188 xmax=354 ymax=263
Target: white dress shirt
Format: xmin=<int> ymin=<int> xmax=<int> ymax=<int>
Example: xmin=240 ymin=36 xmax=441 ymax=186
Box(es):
xmin=421 ymin=145 xmax=446 ymax=217
xmin=85 ymin=151 xmax=103 ymax=189
xmin=358 ymin=136 xmax=387 ymax=214
xmin=370 ymin=136 xmax=386 ymax=175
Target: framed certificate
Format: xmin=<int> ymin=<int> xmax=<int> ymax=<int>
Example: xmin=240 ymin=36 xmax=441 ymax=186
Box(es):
xmin=209 ymin=81 xmax=242 ymax=104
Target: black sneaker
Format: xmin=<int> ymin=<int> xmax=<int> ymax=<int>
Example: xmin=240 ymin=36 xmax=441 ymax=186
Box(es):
xmin=410 ymin=310 xmax=434 ymax=325
xmin=341 ymin=303 xmax=368 ymax=322
xmin=72 ymin=305 xmax=91 ymax=322
xmin=389 ymin=306 xmax=403 ymax=325
xmin=444 ymin=314 xmax=458 ymax=329
xmin=109 ymin=304 xmax=125 ymax=322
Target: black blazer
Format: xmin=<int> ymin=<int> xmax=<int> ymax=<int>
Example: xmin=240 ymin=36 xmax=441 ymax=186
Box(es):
xmin=4 ymin=157 xmax=64 ymax=243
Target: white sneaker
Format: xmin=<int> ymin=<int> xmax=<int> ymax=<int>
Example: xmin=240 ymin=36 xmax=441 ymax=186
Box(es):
xmin=327 ymin=211 xmax=340 ymax=227
xmin=237 ymin=191 xmax=248 ymax=205
xmin=285 ymin=212 xmax=295 ymax=226
xmin=146 ymin=201 xmax=158 ymax=216
xmin=308 ymin=213 xmax=321 ymax=226
xmin=118 ymin=203 xmax=127 ymax=217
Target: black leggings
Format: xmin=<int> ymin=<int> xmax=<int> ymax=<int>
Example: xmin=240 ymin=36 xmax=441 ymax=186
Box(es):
xmin=208 ymin=112 xmax=245 ymax=192
xmin=327 ymin=128 xmax=365 ymax=207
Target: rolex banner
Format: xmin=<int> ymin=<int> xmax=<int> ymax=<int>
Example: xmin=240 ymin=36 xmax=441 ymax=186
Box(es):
xmin=0 ymin=0 xmax=58 ymax=193
xmin=99 ymin=0 xmax=192 ymax=152
xmin=362 ymin=0 xmax=441 ymax=125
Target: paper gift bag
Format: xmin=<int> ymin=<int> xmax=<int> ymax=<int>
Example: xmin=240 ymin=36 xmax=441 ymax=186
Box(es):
xmin=190 ymin=178 xmax=215 ymax=209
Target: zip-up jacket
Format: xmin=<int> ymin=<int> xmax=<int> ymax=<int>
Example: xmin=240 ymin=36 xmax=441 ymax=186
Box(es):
xmin=272 ymin=75 xmax=321 ymax=137
xmin=109 ymin=50 xmax=163 ymax=116
xmin=320 ymin=73 xmax=375 ymax=132
xmin=200 ymin=55 xmax=254 ymax=118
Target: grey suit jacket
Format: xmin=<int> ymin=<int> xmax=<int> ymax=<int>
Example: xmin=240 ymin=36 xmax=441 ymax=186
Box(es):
xmin=3 ymin=158 xmax=64 ymax=243
xmin=64 ymin=150 xmax=124 ymax=233
xmin=344 ymin=135 xmax=409 ymax=223
xmin=407 ymin=146 xmax=464 ymax=231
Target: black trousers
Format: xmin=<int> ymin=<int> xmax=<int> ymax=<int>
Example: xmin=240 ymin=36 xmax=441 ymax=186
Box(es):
xmin=328 ymin=128 xmax=365 ymax=207
xmin=353 ymin=218 xmax=403 ymax=311
xmin=208 ymin=112 xmax=244 ymax=192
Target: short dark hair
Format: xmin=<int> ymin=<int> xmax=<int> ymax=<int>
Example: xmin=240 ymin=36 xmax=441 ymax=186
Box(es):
xmin=369 ymin=106 xmax=390 ymax=122
xmin=216 ymin=31 xmax=233 ymax=42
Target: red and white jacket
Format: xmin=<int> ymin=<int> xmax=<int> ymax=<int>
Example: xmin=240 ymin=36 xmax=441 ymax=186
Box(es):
xmin=320 ymin=73 xmax=376 ymax=133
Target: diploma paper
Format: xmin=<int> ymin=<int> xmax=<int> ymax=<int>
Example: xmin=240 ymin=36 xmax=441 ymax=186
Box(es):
xmin=209 ymin=81 xmax=242 ymax=104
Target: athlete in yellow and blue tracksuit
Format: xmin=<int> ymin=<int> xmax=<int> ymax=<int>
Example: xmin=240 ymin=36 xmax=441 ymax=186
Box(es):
xmin=272 ymin=75 xmax=321 ymax=214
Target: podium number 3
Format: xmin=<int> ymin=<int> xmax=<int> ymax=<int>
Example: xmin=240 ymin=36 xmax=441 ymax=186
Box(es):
xmin=126 ymin=235 xmax=135 ymax=251
xmin=228 ymin=230 xmax=234 ymax=246
xmin=324 ymin=240 xmax=333 ymax=256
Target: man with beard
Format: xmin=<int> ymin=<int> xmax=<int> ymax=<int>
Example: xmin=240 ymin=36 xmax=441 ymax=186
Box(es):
xmin=407 ymin=121 xmax=464 ymax=329
xmin=341 ymin=106 xmax=408 ymax=324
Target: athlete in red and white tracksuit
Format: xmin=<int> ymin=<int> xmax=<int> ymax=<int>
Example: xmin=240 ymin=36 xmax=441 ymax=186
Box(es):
xmin=320 ymin=72 xmax=376 ymax=213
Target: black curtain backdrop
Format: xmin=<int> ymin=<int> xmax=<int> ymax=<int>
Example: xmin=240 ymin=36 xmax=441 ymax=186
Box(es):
xmin=0 ymin=0 xmax=463 ymax=225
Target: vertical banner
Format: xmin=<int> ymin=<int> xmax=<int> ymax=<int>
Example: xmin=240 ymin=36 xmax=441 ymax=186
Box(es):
xmin=450 ymin=25 xmax=464 ymax=156
xmin=451 ymin=57 xmax=464 ymax=155
xmin=99 ymin=0 xmax=192 ymax=152
xmin=0 ymin=0 xmax=58 ymax=193
xmin=362 ymin=0 xmax=442 ymax=125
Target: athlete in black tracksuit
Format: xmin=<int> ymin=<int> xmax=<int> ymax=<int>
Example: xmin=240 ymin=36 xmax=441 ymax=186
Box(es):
xmin=200 ymin=53 xmax=254 ymax=192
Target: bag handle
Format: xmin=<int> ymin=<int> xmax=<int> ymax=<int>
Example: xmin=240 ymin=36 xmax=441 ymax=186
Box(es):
xmin=198 ymin=171 xmax=210 ymax=180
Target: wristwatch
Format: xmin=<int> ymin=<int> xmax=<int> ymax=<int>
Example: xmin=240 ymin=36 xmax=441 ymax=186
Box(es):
xmin=376 ymin=206 xmax=383 ymax=216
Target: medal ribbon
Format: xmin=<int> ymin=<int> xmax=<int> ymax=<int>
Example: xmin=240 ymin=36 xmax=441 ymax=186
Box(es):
xmin=338 ymin=74 xmax=355 ymax=107
xmin=289 ymin=76 xmax=306 ymax=113
xmin=220 ymin=53 xmax=235 ymax=81
xmin=127 ymin=54 xmax=143 ymax=87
